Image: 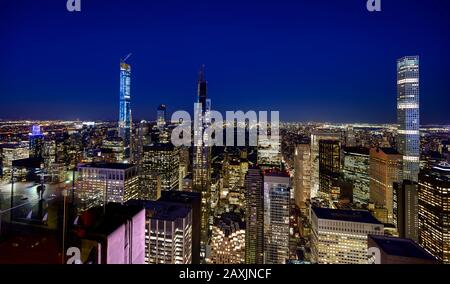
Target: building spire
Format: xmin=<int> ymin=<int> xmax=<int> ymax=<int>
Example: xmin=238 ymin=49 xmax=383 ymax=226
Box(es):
xmin=198 ymin=64 xmax=206 ymax=82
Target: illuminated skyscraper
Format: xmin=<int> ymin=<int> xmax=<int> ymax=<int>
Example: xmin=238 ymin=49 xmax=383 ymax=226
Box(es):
xmin=157 ymin=104 xmax=167 ymax=130
xmin=192 ymin=65 xmax=211 ymax=259
xmin=343 ymin=147 xmax=370 ymax=204
xmin=128 ymin=200 xmax=193 ymax=264
xmin=294 ymin=144 xmax=311 ymax=211
xmin=319 ymin=140 xmax=341 ymax=199
xmin=245 ymin=167 xmax=264 ymax=264
xmin=209 ymin=213 xmax=246 ymax=264
xmin=397 ymin=56 xmax=420 ymax=182
xmin=310 ymin=132 xmax=341 ymax=198
xmin=140 ymin=143 xmax=180 ymax=201
xmin=264 ymin=172 xmax=291 ymax=264
xmin=119 ymin=56 xmax=132 ymax=160
xmin=29 ymin=125 xmax=44 ymax=159
xmin=418 ymin=162 xmax=450 ymax=264
xmin=369 ymin=148 xmax=401 ymax=224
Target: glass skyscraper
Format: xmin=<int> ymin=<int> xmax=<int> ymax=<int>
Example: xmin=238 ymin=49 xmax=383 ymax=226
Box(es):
xmin=119 ymin=60 xmax=132 ymax=160
xmin=397 ymin=56 xmax=420 ymax=182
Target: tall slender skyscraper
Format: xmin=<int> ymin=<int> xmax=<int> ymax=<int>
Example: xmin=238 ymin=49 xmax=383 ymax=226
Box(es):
xmin=244 ymin=167 xmax=264 ymax=264
xmin=397 ymin=56 xmax=420 ymax=182
xmin=192 ymin=65 xmax=211 ymax=260
xmin=119 ymin=55 xmax=132 ymax=160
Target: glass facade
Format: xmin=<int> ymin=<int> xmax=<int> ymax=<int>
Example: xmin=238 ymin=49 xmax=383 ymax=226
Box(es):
xmin=119 ymin=62 xmax=132 ymax=159
xmin=397 ymin=56 xmax=420 ymax=182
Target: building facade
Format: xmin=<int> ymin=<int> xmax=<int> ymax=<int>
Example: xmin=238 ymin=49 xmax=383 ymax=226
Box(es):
xmin=77 ymin=162 xmax=139 ymax=211
xmin=311 ymin=207 xmax=384 ymax=264
xmin=418 ymin=163 xmax=450 ymax=263
xmin=397 ymin=56 xmax=420 ymax=182
xmin=209 ymin=213 xmax=246 ymax=264
xmin=369 ymin=148 xmax=402 ymax=224
xmin=343 ymin=147 xmax=370 ymax=204
xmin=118 ymin=60 xmax=132 ymax=160
xmin=244 ymin=167 xmax=264 ymax=264
xmin=294 ymin=143 xmax=311 ymax=211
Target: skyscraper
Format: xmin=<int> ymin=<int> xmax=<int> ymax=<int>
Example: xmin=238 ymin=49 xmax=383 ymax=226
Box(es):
xmin=369 ymin=148 xmax=402 ymax=224
xmin=140 ymin=143 xmax=180 ymax=201
xmin=244 ymin=167 xmax=264 ymax=264
xmin=29 ymin=125 xmax=44 ymax=159
xmin=118 ymin=56 xmax=132 ymax=160
xmin=310 ymin=132 xmax=341 ymax=198
xmin=319 ymin=140 xmax=341 ymax=199
xmin=294 ymin=144 xmax=311 ymax=212
xmin=395 ymin=180 xmax=418 ymax=241
xmin=264 ymin=172 xmax=291 ymax=264
xmin=418 ymin=162 xmax=450 ymax=264
xmin=192 ymin=65 xmax=211 ymax=259
xmin=343 ymin=147 xmax=370 ymax=205
xmin=157 ymin=104 xmax=167 ymax=130
xmin=397 ymin=56 xmax=420 ymax=182
xmin=128 ymin=200 xmax=193 ymax=264
xmin=209 ymin=213 xmax=246 ymax=264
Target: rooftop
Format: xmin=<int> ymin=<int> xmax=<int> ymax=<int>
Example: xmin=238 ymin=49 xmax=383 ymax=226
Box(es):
xmin=312 ymin=207 xmax=382 ymax=225
xmin=78 ymin=162 xmax=136 ymax=170
xmin=369 ymin=235 xmax=437 ymax=261
xmin=343 ymin=146 xmax=370 ymax=156
xmin=127 ymin=200 xmax=191 ymax=221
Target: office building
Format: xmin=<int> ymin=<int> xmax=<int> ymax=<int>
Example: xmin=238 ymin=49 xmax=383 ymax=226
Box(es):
xmin=0 ymin=143 xmax=29 ymax=180
xmin=294 ymin=143 xmax=311 ymax=211
xmin=74 ymin=203 xmax=146 ymax=264
xmin=368 ymin=235 xmax=436 ymax=264
xmin=343 ymin=147 xmax=370 ymax=204
xmin=209 ymin=213 xmax=246 ymax=264
xmin=418 ymin=162 xmax=450 ymax=263
xmin=159 ymin=191 xmax=201 ymax=264
xmin=29 ymin=125 xmax=44 ymax=159
xmin=257 ymin=133 xmax=282 ymax=168
xmin=140 ymin=143 xmax=180 ymax=200
xmin=100 ymin=137 xmax=125 ymax=163
xmin=128 ymin=200 xmax=193 ymax=264
xmin=192 ymin=65 xmax=211 ymax=258
xmin=319 ymin=140 xmax=341 ymax=199
xmin=310 ymin=132 xmax=341 ymax=198
xmin=311 ymin=207 xmax=384 ymax=264
xmin=157 ymin=104 xmax=167 ymax=129
xmin=397 ymin=56 xmax=420 ymax=182
xmin=77 ymin=162 xmax=139 ymax=211
xmin=266 ymin=175 xmax=290 ymax=264
xmin=394 ymin=180 xmax=418 ymax=241
xmin=118 ymin=58 xmax=132 ymax=159
xmin=244 ymin=167 xmax=264 ymax=264
xmin=369 ymin=148 xmax=402 ymax=224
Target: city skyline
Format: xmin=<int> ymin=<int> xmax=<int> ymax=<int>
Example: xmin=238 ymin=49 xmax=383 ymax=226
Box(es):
xmin=1 ymin=0 xmax=450 ymax=124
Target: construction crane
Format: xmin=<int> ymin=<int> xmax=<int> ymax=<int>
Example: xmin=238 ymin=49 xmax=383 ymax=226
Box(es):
xmin=122 ymin=53 xmax=132 ymax=63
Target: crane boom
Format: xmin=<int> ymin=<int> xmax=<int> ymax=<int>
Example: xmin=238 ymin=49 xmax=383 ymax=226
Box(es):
xmin=122 ymin=53 xmax=132 ymax=63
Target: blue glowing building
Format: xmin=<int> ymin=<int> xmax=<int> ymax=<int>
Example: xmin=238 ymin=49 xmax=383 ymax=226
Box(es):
xmin=29 ymin=125 xmax=44 ymax=158
xmin=118 ymin=57 xmax=132 ymax=159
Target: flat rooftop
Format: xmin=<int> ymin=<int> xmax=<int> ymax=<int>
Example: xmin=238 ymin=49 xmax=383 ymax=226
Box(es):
xmin=369 ymin=235 xmax=437 ymax=261
xmin=127 ymin=200 xmax=191 ymax=221
xmin=312 ymin=207 xmax=382 ymax=225
xmin=78 ymin=162 xmax=136 ymax=170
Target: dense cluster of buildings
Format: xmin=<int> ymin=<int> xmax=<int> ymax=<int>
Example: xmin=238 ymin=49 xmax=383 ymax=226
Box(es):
xmin=1 ymin=55 xmax=449 ymax=265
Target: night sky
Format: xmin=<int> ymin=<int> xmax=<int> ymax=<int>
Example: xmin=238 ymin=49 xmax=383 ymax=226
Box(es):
xmin=1 ymin=0 xmax=449 ymax=124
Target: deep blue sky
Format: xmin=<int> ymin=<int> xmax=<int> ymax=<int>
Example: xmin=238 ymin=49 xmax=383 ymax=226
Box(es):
xmin=1 ymin=0 xmax=449 ymax=124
